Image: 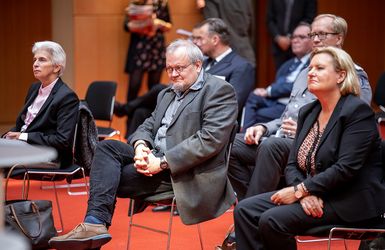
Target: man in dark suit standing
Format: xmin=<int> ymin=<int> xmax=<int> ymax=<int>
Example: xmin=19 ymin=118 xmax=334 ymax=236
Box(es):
xmin=3 ymin=41 xmax=79 ymax=168
xmin=266 ymin=0 xmax=317 ymax=68
xmin=192 ymin=18 xmax=255 ymax=114
xmin=49 ymin=39 xmax=238 ymax=250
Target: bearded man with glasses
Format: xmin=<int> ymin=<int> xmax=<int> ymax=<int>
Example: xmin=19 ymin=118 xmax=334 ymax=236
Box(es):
xmin=49 ymin=39 xmax=238 ymax=250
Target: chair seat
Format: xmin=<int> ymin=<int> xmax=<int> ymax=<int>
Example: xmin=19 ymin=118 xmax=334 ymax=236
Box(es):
xmin=8 ymin=164 xmax=85 ymax=181
xmin=96 ymin=126 xmax=120 ymax=138
xmin=127 ymin=190 xmax=175 ymax=216
xmin=301 ymin=218 xmax=385 ymax=240
xmin=142 ymin=190 xmax=175 ymax=204
xmin=27 ymin=163 xmax=83 ymax=173
xmin=302 ymin=225 xmax=342 ymax=237
xmin=330 ymin=227 xmax=385 ymax=240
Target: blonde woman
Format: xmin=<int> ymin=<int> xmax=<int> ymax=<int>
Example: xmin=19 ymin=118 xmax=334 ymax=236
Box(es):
xmin=234 ymin=47 xmax=385 ymax=250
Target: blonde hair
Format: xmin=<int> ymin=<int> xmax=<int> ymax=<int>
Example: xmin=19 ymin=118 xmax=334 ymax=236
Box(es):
xmin=311 ymin=46 xmax=360 ymax=96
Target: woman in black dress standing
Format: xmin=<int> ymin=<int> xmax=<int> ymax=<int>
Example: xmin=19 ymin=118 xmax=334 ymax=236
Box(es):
xmin=124 ymin=0 xmax=171 ymax=103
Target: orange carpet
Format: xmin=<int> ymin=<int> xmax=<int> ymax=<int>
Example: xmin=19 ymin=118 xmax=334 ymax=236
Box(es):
xmin=5 ymin=178 xmax=361 ymax=250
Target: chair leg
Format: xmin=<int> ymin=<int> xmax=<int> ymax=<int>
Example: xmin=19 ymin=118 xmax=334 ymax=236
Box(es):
xmin=167 ymin=198 xmax=176 ymax=250
xmin=127 ymin=199 xmax=135 ymax=250
xmin=127 ymin=197 xmax=176 ymax=250
xmin=81 ymin=167 xmax=89 ymax=197
xmin=196 ymin=223 xmax=204 ymax=250
xmin=67 ymin=167 xmax=89 ymax=196
xmin=22 ymin=172 xmax=30 ymax=200
xmin=343 ymin=239 xmax=348 ymax=250
xmin=40 ymin=168 xmax=89 ymax=196
xmin=52 ymin=180 xmax=64 ymax=233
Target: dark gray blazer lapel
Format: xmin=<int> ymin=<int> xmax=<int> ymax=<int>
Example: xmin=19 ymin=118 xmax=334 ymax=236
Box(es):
xmin=168 ymin=90 xmax=200 ymax=128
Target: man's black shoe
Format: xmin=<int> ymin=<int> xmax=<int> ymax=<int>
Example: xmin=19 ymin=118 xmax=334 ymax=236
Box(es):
xmin=152 ymin=205 xmax=172 ymax=212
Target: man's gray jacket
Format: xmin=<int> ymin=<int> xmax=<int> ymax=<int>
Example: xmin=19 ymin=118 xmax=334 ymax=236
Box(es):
xmin=130 ymin=72 xmax=238 ymax=225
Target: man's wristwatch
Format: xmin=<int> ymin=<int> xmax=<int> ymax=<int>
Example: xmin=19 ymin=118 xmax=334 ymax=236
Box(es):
xmin=294 ymin=185 xmax=303 ymax=199
xmin=159 ymin=155 xmax=169 ymax=170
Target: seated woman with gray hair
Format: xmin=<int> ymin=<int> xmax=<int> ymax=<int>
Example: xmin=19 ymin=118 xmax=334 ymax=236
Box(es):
xmin=3 ymin=41 xmax=79 ymax=168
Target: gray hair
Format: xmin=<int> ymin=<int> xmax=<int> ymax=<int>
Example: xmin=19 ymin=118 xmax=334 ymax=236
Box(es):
xmin=313 ymin=14 xmax=348 ymax=46
xmin=32 ymin=41 xmax=66 ymax=76
xmin=166 ymin=39 xmax=204 ymax=63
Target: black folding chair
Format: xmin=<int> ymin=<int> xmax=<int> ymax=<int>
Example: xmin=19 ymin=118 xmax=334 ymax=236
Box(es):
xmin=85 ymin=81 xmax=121 ymax=140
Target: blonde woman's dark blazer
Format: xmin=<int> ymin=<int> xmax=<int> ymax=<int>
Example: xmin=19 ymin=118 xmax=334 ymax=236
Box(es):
xmin=285 ymin=94 xmax=385 ymax=222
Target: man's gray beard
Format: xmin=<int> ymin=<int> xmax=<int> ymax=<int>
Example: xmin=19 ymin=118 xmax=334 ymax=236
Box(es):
xmin=172 ymin=82 xmax=187 ymax=92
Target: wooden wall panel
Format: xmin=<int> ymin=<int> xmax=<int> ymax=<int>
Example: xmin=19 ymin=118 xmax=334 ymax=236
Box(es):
xmin=0 ymin=0 xmax=51 ymax=127
xmin=255 ymin=0 xmax=275 ymax=87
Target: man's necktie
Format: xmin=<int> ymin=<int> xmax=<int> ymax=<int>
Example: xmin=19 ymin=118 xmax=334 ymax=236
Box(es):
xmin=288 ymin=59 xmax=301 ymax=73
xmin=205 ymin=58 xmax=216 ymax=71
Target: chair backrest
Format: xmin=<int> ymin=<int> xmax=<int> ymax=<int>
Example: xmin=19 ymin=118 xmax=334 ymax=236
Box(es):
xmin=85 ymin=81 xmax=117 ymax=121
xmin=73 ymin=101 xmax=98 ymax=170
xmin=375 ymin=72 xmax=385 ymax=109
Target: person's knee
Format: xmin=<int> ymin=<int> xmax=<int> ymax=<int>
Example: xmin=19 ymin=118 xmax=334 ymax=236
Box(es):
xmin=231 ymin=134 xmax=247 ymax=157
xmin=258 ymin=210 xmax=276 ymax=235
xmin=228 ymin=134 xmax=247 ymax=174
xmin=234 ymin=198 xmax=249 ymax=222
xmin=98 ymin=139 xmax=118 ymax=148
xmin=259 ymin=137 xmax=292 ymax=157
xmin=259 ymin=137 xmax=281 ymax=151
xmin=96 ymin=139 xmax=122 ymax=155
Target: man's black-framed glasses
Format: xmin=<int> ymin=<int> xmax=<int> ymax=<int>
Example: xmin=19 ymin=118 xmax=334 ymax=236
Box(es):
xmin=165 ymin=63 xmax=192 ymax=74
xmin=308 ymin=32 xmax=339 ymax=40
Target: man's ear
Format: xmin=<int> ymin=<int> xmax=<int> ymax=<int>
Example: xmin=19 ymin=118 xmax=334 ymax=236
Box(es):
xmin=336 ymin=35 xmax=343 ymax=47
xmin=194 ymin=60 xmax=203 ymax=72
xmin=211 ymin=34 xmax=220 ymax=46
xmin=53 ymin=64 xmax=61 ymax=74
